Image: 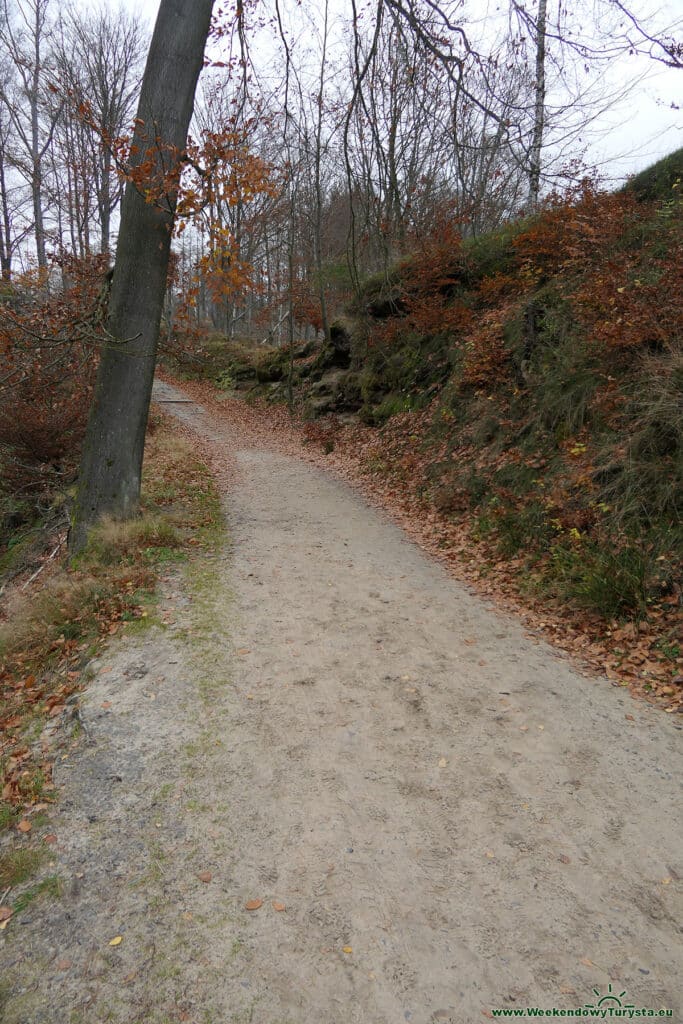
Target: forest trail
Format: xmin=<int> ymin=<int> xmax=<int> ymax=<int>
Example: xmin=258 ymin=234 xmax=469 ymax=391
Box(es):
xmin=2 ymin=379 xmax=682 ymax=1024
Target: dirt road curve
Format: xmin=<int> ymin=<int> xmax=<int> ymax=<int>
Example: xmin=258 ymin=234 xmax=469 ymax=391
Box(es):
xmin=2 ymin=379 xmax=681 ymax=1024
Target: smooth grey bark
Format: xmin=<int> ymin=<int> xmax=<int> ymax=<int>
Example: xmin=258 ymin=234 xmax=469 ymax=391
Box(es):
xmin=527 ymin=0 xmax=547 ymax=209
xmin=70 ymin=0 xmax=214 ymax=553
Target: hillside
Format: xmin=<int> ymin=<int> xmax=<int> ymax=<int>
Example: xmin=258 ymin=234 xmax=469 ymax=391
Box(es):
xmin=185 ymin=168 xmax=682 ymax=702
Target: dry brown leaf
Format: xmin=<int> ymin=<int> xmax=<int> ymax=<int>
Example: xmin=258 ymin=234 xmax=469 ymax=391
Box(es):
xmin=43 ymin=833 xmax=58 ymax=844
xmin=245 ymin=898 xmax=262 ymax=911
xmin=272 ymin=901 xmax=286 ymax=912
xmin=580 ymin=957 xmax=594 ymax=968
xmin=0 ymin=906 xmax=13 ymax=922
xmin=558 ymin=854 xmax=571 ymax=864
xmin=101 ymin=701 xmax=112 ymax=710
xmin=55 ymin=959 xmax=72 ymax=971
xmin=108 ymin=935 xmax=123 ymax=946
xmin=198 ymin=871 xmax=212 ymax=883
xmin=16 ymin=819 xmax=31 ymax=833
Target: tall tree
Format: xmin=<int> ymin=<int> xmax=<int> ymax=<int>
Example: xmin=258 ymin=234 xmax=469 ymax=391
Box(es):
xmin=55 ymin=6 xmax=145 ymax=254
xmin=70 ymin=0 xmax=214 ymax=553
xmin=0 ymin=0 xmax=61 ymax=270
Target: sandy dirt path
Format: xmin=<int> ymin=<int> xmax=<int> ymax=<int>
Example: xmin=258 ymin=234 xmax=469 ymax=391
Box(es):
xmin=2 ymin=379 xmax=681 ymax=1024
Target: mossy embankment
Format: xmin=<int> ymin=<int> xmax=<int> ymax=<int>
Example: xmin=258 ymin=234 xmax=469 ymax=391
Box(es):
xmin=189 ymin=159 xmax=681 ymax=699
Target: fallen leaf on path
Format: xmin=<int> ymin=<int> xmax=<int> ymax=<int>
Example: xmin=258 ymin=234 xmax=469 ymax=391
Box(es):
xmin=438 ymin=757 xmax=447 ymax=768
xmin=0 ymin=907 xmax=13 ymax=922
xmin=625 ymin=714 xmax=635 ymax=721
xmin=198 ymin=871 xmax=212 ymax=883
xmin=16 ymin=819 xmax=31 ymax=833
xmin=236 ymin=648 xmax=251 ymax=656
xmin=272 ymin=901 xmax=286 ymax=911
xmin=108 ymin=936 xmax=123 ymax=946
xmin=580 ymin=957 xmax=594 ymax=968
xmin=485 ymin=850 xmax=495 ymax=859
xmin=661 ymin=878 xmax=671 ymax=885
xmin=101 ymin=701 xmax=112 ymax=709
xmin=558 ymin=855 xmax=571 ymax=864
xmin=342 ymin=946 xmax=353 ymax=954
xmin=245 ymin=899 xmax=262 ymax=911
xmin=55 ymin=959 xmax=72 ymax=971
xmin=43 ymin=834 xmax=57 ymax=844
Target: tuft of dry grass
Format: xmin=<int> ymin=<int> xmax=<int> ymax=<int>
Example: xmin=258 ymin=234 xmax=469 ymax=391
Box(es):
xmin=0 ymin=410 xmax=222 ymax=828
xmin=0 ymin=574 xmax=105 ymax=664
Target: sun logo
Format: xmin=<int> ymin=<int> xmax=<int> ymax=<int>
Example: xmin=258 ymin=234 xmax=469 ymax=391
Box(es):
xmin=584 ymin=984 xmax=635 ymax=1011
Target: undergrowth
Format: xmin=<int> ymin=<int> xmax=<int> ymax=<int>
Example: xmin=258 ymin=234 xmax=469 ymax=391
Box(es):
xmin=0 ymin=410 xmax=222 ymax=841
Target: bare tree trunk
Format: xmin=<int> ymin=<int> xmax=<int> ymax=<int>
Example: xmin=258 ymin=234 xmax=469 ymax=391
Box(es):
xmin=528 ymin=0 xmax=547 ymax=209
xmin=100 ymin=152 xmax=111 ymax=254
xmin=29 ymin=0 xmax=49 ymax=269
xmin=312 ymin=0 xmax=331 ymax=346
xmin=0 ymin=151 xmax=11 ymax=279
xmin=70 ymin=0 xmax=213 ymax=553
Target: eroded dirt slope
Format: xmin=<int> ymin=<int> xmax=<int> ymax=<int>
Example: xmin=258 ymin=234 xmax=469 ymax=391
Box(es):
xmin=1 ymin=379 xmax=681 ymax=1024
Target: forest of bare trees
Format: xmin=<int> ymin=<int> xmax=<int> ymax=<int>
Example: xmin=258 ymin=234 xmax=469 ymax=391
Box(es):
xmin=0 ymin=0 xmax=678 ymax=344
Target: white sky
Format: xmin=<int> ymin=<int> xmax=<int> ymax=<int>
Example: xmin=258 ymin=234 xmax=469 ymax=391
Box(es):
xmin=122 ymin=0 xmax=682 ymax=181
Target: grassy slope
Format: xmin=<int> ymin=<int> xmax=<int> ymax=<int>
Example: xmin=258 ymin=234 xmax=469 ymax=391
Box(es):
xmin=294 ymin=169 xmax=682 ymax=700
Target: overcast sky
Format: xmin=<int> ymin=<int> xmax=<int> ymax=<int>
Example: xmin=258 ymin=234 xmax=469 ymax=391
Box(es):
xmin=122 ymin=0 xmax=682 ymax=182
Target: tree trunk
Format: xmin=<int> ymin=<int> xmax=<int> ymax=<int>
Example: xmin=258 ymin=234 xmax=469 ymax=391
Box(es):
xmin=100 ymin=149 xmax=111 ymax=254
xmin=0 ymin=151 xmax=11 ymax=280
xmin=70 ymin=0 xmax=214 ymax=553
xmin=528 ymin=0 xmax=548 ymax=209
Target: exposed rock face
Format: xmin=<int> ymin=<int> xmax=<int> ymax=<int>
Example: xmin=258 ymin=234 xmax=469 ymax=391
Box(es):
xmin=303 ymin=368 xmax=362 ymax=419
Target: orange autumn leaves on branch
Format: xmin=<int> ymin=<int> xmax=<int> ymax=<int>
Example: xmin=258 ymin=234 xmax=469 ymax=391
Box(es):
xmin=77 ymin=98 xmax=277 ymax=304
